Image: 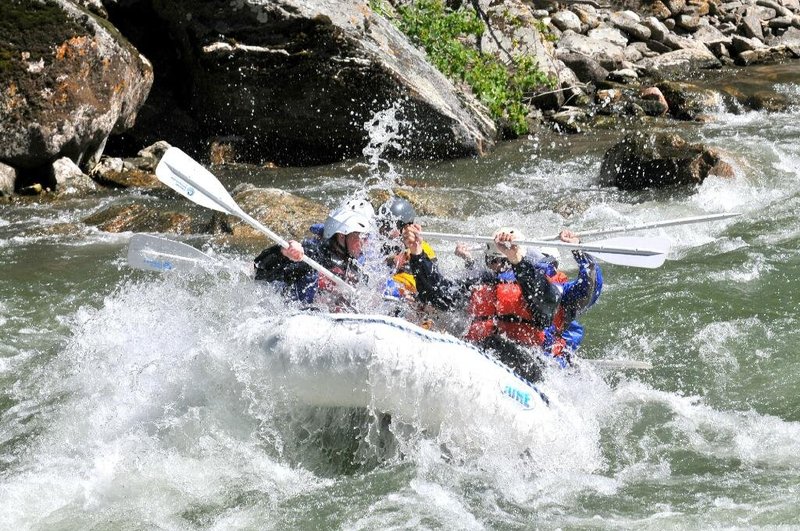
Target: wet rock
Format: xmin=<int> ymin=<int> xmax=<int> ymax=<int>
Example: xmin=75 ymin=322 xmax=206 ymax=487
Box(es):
xmin=90 ymin=156 xmax=161 ymax=189
xmin=0 ymin=163 xmax=16 ymax=196
xmin=597 ymin=88 xmax=625 ymax=105
xmin=120 ymin=0 xmax=498 ymax=165
xmin=599 ymin=132 xmax=733 ymax=190
xmin=656 ymin=80 xmax=723 ymax=119
xmin=744 ymin=90 xmax=794 ymax=111
xmin=52 ymin=157 xmax=97 ymax=194
xmin=136 ymin=141 xmax=171 ymax=171
xmin=637 ymin=47 xmax=721 ymax=76
xmin=737 ymin=44 xmax=800 ymax=63
xmin=0 ymin=0 xmax=153 ymax=170
xmin=731 ymin=34 xmax=770 ymax=53
xmin=208 ymin=137 xmax=247 ymax=166
xmin=83 ymin=203 xmax=195 ymax=234
xmin=207 ymin=186 xmax=328 ymax=243
xmin=551 ymin=108 xmax=589 ymax=133
xmin=640 ymin=86 xmax=670 ymax=114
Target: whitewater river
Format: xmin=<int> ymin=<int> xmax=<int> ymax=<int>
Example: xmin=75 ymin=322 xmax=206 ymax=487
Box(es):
xmin=1 ymin=64 xmax=799 ymax=529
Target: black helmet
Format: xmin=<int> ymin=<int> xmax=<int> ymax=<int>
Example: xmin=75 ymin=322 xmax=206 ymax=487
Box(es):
xmin=378 ymin=197 xmax=417 ymax=230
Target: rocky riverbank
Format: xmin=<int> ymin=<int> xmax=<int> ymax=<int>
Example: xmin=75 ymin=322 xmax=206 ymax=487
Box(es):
xmin=1 ymin=0 xmax=798 ymax=209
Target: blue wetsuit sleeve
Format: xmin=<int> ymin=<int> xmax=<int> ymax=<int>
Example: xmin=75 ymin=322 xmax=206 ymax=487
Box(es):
xmin=559 ymin=251 xmax=603 ymax=321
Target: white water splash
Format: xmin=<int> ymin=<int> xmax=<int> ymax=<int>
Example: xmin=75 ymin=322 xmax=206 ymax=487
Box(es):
xmin=361 ymin=101 xmax=410 ymax=190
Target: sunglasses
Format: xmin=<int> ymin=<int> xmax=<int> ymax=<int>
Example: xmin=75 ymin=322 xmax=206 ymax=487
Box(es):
xmin=380 ymin=220 xmax=412 ymax=231
xmin=485 ymin=256 xmax=508 ymax=266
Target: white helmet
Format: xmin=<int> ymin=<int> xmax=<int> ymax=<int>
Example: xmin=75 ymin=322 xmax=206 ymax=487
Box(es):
xmin=486 ymin=227 xmax=526 ymax=259
xmin=323 ymin=208 xmax=375 ymax=240
xmin=340 ymin=197 xmax=375 ymax=219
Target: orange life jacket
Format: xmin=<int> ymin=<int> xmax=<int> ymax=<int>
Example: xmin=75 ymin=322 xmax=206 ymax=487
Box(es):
xmin=464 ymin=282 xmax=544 ymax=347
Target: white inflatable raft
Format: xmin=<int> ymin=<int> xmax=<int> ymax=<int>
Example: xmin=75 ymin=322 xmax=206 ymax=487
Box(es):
xmin=253 ymin=312 xmax=557 ymax=442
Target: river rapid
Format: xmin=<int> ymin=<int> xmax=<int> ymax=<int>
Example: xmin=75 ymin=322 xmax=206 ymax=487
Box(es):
xmin=1 ymin=63 xmax=799 ymax=529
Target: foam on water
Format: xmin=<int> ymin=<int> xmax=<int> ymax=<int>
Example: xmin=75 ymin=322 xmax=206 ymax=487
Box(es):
xmin=0 ymin=275 xmax=334 ymax=528
xmin=609 ymin=382 xmax=800 ymax=471
xmin=0 ymin=263 xmax=635 ymax=527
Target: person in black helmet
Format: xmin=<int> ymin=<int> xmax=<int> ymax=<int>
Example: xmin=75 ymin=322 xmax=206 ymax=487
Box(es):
xmin=377 ymin=197 xmax=436 ymax=300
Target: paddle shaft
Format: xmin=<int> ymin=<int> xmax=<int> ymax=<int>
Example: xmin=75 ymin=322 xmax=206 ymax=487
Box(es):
xmin=423 ymin=232 xmax=664 ymax=257
xmin=538 ymin=212 xmax=741 ymax=240
xmin=584 ymin=359 xmax=653 ymax=370
xmin=161 ymin=152 xmax=355 ymax=294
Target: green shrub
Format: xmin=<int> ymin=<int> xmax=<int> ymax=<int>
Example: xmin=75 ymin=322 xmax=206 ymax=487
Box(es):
xmin=390 ymin=0 xmax=553 ymax=135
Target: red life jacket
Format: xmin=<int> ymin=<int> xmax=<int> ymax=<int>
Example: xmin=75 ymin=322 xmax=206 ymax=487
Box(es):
xmin=464 ymin=282 xmax=544 ymax=347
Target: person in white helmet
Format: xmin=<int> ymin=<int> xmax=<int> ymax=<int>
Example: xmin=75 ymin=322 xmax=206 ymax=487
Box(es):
xmin=308 ymin=197 xmax=375 ymax=239
xmin=254 ymin=202 xmax=374 ymax=303
xmin=402 ymin=224 xmax=561 ymax=383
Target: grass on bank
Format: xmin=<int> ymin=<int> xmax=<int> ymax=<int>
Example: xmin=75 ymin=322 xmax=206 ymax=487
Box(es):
xmin=374 ymin=0 xmax=554 ymax=136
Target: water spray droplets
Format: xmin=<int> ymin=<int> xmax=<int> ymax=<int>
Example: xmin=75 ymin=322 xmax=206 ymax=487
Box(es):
xmin=362 ymin=101 xmax=411 ymax=190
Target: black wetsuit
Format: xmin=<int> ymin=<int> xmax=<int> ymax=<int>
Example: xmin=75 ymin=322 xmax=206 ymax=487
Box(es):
xmin=254 ymin=238 xmax=363 ymax=303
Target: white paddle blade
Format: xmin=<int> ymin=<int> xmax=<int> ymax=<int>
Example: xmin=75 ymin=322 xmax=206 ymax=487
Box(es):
xmin=155 ymin=147 xmax=237 ymax=214
xmin=127 ymin=234 xmax=214 ymax=274
xmin=590 ymin=250 xmax=667 ymax=268
xmin=597 ymin=236 xmax=671 ymax=255
xmin=588 ymin=236 xmax=670 ymax=268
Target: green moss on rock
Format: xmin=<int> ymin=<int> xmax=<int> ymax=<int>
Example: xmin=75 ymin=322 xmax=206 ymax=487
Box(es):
xmin=0 ymin=0 xmax=94 ymax=74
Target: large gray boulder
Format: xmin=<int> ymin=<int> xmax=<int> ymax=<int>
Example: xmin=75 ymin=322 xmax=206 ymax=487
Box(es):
xmin=557 ymin=31 xmax=627 ymax=70
xmin=139 ymin=0 xmax=497 ymax=165
xmin=0 ymin=0 xmax=153 ymax=171
xmin=636 ymin=47 xmax=721 ymax=76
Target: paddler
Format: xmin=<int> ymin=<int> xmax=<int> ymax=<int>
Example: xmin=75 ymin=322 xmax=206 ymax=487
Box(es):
xmin=253 ymin=201 xmax=374 ymax=304
xmin=454 ymin=229 xmax=604 ymax=367
xmin=375 ymin=197 xmax=436 ymax=301
xmin=533 ymin=230 xmax=604 ymax=366
xmin=402 ymin=225 xmax=561 ymax=383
